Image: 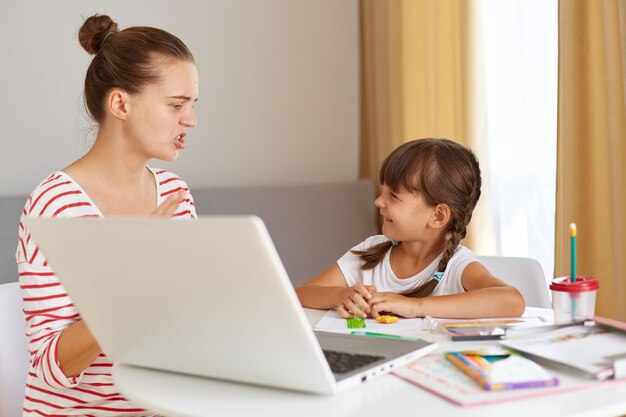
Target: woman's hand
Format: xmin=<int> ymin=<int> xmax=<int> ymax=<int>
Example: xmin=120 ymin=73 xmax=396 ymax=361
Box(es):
xmin=369 ymin=292 xmax=419 ymax=318
xmin=336 ymin=284 xmax=377 ymax=318
xmin=152 ymin=191 xmax=186 ymax=217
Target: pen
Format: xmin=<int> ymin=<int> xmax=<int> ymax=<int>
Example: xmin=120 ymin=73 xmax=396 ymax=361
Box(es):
xmin=350 ymin=331 xmax=423 ymax=342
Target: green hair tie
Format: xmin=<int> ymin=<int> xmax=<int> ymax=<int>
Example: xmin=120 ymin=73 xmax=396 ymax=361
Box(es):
xmin=99 ymin=31 xmax=114 ymax=50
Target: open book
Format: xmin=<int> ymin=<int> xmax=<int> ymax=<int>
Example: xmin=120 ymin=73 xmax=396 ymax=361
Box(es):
xmin=501 ymin=319 xmax=626 ymax=380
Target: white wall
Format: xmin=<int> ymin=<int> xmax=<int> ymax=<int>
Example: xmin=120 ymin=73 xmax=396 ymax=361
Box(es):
xmin=0 ymin=0 xmax=359 ymax=196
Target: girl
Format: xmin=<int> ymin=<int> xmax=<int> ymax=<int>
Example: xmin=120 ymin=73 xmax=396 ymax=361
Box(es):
xmin=16 ymin=15 xmax=198 ymax=416
xmin=296 ymin=138 xmax=525 ymax=319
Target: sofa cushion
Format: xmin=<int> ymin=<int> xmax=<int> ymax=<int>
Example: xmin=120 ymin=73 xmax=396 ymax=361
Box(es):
xmin=193 ymin=180 xmax=378 ymax=287
xmin=0 ymin=180 xmax=378 ymax=287
xmin=0 ymin=196 xmax=25 ymax=285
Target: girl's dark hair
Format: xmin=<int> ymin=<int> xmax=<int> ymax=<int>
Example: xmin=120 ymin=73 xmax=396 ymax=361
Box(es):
xmin=353 ymin=138 xmax=482 ymax=298
xmin=78 ymin=14 xmax=195 ymax=122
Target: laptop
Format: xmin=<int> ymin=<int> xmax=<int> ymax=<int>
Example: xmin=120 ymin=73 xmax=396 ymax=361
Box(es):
xmin=24 ymin=216 xmax=437 ymax=394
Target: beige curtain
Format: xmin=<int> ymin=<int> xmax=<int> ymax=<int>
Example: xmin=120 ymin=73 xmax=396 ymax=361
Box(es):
xmin=557 ymin=0 xmax=626 ymax=321
xmin=359 ymin=0 xmax=494 ymax=253
xmin=359 ymin=0 xmax=404 ymax=187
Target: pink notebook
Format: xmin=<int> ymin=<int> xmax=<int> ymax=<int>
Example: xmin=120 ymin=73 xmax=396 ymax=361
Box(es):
xmin=393 ymin=353 xmax=626 ymax=406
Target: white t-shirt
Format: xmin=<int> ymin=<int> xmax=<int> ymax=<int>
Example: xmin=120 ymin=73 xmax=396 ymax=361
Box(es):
xmin=337 ymin=235 xmax=478 ymax=296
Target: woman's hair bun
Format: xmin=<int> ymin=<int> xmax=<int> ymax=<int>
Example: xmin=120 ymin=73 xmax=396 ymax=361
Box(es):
xmin=78 ymin=14 xmax=119 ymax=55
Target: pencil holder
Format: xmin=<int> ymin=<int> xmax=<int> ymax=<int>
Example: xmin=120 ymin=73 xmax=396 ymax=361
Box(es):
xmin=549 ymin=276 xmax=599 ymax=323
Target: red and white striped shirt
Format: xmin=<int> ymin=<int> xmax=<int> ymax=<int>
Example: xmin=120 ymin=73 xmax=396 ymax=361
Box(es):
xmin=15 ymin=168 xmax=196 ymax=417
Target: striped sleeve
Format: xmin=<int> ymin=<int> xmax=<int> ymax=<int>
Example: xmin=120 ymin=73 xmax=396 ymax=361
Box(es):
xmin=16 ymin=173 xmax=99 ymax=389
xmin=152 ymin=168 xmax=197 ymax=219
xmin=18 ymin=264 xmax=81 ymax=389
xmin=15 ymin=172 xmax=157 ymax=415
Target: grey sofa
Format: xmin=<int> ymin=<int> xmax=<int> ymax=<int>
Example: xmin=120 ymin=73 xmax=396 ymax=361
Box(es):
xmin=0 ymin=180 xmax=379 ymax=288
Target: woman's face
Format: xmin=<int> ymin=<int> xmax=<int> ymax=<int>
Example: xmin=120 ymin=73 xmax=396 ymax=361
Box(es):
xmin=125 ymin=60 xmax=199 ymax=162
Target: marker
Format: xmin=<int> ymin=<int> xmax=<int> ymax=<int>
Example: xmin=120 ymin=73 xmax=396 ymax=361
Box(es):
xmin=350 ymin=331 xmax=423 ymax=342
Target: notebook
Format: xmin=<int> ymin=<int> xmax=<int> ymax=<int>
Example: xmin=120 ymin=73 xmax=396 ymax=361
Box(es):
xmin=24 ymin=216 xmax=437 ymax=395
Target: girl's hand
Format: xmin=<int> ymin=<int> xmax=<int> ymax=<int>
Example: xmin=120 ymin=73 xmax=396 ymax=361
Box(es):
xmin=152 ymin=191 xmax=186 ymax=217
xmin=369 ymin=292 xmax=419 ymax=318
xmin=336 ymin=284 xmax=377 ymax=318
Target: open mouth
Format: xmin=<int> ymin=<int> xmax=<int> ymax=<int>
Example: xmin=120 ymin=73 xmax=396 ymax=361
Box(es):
xmin=174 ymin=133 xmax=187 ymax=150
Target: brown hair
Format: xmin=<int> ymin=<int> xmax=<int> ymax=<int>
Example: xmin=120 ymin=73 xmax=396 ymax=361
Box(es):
xmin=353 ymin=138 xmax=482 ymax=298
xmin=78 ymin=14 xmax=195 ymax=122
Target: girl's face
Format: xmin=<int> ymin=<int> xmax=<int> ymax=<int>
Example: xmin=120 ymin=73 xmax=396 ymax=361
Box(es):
xmin=125 ymin=60 xmax=199 ymax=161
xmin=375 ymin=184 xmax=439 ymax=243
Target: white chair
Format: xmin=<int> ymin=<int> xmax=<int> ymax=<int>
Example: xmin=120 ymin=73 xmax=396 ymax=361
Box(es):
xmin=0 ymin=282 xmax=29 ymax=417
xmin=477 ymin=256 xmax=552 ymax=308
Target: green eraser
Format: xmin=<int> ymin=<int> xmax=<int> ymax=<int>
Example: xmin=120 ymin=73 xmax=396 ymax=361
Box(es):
xmin=347 ymin=317 xmax=366 ymax=329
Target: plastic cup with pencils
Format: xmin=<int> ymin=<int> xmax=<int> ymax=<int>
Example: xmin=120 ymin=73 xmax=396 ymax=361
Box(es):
xmin=549 ymin=223 xmax=600 ymax=323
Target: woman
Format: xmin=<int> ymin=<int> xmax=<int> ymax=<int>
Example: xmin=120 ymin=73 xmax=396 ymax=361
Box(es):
xmin=16 ymin=14 xmax=198 ymax=416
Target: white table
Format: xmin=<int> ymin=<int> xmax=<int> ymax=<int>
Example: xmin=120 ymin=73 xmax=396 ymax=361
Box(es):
xmin=113 ymin=308 xmax=626 ymax=417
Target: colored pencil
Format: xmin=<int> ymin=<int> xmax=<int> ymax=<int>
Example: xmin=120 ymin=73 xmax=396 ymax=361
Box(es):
xmin=445 ymin=352 xmax=559 ymax=391
xmin=570 ymin=223 xmax=577 ymax=321
xmin=570 ymin=223 xmax=577 ymax=283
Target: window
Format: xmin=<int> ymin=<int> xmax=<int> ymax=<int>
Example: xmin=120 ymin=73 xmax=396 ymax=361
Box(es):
xmin=479 ymin=0 xmax=558 ymax=283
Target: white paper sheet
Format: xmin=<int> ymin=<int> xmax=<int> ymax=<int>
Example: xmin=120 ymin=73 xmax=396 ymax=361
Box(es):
xmin=314 ymin=309 xmax=423 ymax=333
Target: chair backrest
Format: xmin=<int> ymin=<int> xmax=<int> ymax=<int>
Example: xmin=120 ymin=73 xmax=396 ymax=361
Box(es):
xmin=0 ymin=282 xmax=28 ymax=417
xmin=477 ymin=256 xmax=552 ymax=308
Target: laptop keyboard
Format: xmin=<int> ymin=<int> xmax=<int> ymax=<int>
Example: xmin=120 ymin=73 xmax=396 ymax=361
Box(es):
xmin=322 ymin=349 xmax=384 ymax=374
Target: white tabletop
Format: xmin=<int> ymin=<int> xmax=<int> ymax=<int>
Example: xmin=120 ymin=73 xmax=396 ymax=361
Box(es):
xmin=113 ymin=308 xmax=626 ymax=417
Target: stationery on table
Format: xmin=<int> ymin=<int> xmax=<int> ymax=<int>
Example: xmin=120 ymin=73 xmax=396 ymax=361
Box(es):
xmin=570 ymin=223 xmax=577 ymax=321
xmin=319 ymin=310 xmax=550 ymax=340
xmin=444 ymin=347 xmax=558 ymax=391
xmin=570 ymin=222 xmax=577 ymax=283
xmin=422 ymin=316 xmax=548 ymax=341
xmin=549 ymin=223 xmax=601 ymax=324
xmin=349 ymin=331 xmax=424 ymax=342
xmin=393 ymin=352 xmax=626 ymax=407
xmin=315 ymin=309 xmax=423 ymax=333
xmin=347 ymin=305 xmax=366 ymax=329
xmin=501 ymin=319 xmax=626 ymax=380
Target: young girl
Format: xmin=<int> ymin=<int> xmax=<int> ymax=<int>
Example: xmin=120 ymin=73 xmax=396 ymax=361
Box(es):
xmin=296 ymin=138 xmax=525 ymax=319
xmin=16 ymin=15 xmax=198 ymax=416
